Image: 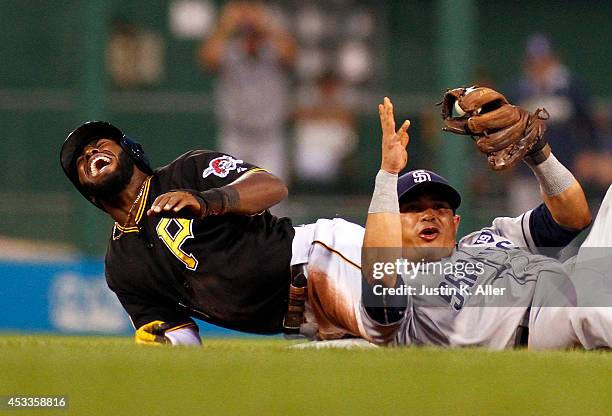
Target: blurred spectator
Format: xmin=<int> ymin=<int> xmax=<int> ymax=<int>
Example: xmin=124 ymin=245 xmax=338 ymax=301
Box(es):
xmin=199 ymin=1 xmax=296 ymax=181
xmin=293 ymin=71 xmax=357 ymax=185
xmin=507 ymin=33 xmax=599 ymax=214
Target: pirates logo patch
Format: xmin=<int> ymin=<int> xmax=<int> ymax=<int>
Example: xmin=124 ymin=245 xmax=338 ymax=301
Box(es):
xmin=202 ymin=155 xmax=244 ymax=178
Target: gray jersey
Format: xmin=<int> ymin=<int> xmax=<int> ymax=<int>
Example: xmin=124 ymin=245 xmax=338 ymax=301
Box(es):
xmin=359 ymin=188 xmax=611 ymax=350
xmin=395 ymin=209 xmax=571 ymax=349
xmin=397 ymin=246 xmax=569 ymax=349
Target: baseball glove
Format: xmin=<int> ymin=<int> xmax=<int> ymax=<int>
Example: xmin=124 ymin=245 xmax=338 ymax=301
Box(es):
xmin=440 ymin=86 xmax=549 ymax=170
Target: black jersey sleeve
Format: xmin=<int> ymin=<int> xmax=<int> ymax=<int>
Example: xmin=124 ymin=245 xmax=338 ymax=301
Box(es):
xmin=111 ymin=287 xmax=195 ymax=330
xmin=163 ymin=150 xmax=266 ymax=191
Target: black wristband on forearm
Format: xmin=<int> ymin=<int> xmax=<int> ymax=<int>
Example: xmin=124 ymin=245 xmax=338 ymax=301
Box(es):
xmin=193 ymin=186 xmax=240 ymax=218
xmin=524 ymin=140 xmax=551 ymax=166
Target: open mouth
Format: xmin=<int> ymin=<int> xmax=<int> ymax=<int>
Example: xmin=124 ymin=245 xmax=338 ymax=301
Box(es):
xmin=88 ymin=154 xmax=112 ymax=177
xmin=419 ymin=226 xmax=440 ymax=241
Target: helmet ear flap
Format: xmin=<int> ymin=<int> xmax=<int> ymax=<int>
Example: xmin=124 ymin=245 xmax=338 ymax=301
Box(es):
xmin=119 ymin=135 xmax=153 ymax=175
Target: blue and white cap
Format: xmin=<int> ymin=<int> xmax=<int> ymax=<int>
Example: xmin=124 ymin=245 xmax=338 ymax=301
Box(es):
xmin=397 ymin=169 xmax=461 ymax=211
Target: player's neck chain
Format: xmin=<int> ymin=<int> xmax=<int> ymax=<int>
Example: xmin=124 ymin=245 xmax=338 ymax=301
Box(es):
xmin=112 ymin=176 xmax=151 ymax=241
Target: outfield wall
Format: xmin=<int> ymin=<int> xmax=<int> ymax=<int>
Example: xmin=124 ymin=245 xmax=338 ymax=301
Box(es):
xmin=0 ymin=260 xmax=238 ymax=336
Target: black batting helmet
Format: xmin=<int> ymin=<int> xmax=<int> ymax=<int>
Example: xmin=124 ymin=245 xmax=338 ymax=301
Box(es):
xmin=60 ymin=121 xmax=153 ymax=209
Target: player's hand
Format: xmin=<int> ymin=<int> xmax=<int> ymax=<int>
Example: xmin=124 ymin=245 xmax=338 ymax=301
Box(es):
xmin=135 ymin=321 xmax=171 ymax=345
xmin=147 ymin=191 xmax=203 ymax=219
xmin=379 ymin=97 xmax=410 ymax=174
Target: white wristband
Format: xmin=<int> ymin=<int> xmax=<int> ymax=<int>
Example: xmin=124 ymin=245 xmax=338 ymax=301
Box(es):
xmin=368 ymin=170 xmax=399 ymax=213
xmin=525 ymin=153 xmax=575 ymax=197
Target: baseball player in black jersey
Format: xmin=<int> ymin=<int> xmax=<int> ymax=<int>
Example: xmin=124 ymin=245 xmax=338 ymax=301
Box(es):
xmin=61 ymin=121 xmax=375 ymax=345
xmin=61 ymin=121 xmax=300 ymax=344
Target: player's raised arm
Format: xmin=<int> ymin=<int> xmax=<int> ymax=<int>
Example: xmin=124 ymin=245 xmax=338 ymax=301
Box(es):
xmin=524 ymin=145 xmax=591 ymax=231
xmin=362 ymin=97 xmax=410 ymax=288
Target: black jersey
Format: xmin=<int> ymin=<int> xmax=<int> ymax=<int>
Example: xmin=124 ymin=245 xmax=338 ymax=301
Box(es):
xmin=105 ymin=150 xmax=295 ymax=334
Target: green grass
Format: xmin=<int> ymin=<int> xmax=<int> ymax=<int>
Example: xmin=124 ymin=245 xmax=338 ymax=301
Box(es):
xmin=0 ymin=336 xmax=610 ymax=416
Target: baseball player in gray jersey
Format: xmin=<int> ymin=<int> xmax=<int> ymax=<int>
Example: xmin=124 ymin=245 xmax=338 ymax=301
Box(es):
xmin=359 ymin=95 xmax=612 ymax=350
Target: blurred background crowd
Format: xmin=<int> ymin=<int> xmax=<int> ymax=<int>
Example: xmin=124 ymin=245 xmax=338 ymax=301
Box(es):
xmin=1 ymin=0 xmax=610 ymax=258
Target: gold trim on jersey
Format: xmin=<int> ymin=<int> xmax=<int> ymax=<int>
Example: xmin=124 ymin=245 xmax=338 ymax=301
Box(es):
xmin=241 ymin=167 xmax=268 ymax=177
xmin=133 ymin=176 xmax=152 ymax=224
xmin=312 ymin=240 xmax=362 ymax=270
xmin=113 ymin=176 xmax=152 ymax=235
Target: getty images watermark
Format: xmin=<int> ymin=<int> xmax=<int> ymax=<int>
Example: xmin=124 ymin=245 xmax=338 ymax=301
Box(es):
xmin=372 ymin=258 xmax=485 ymax=280
xmin=370 ymin=259 xmax=493 ymax=297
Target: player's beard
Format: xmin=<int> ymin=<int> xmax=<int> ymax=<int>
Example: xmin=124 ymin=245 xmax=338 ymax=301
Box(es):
xmin=81 ymin=151 xmax=135 ymax=199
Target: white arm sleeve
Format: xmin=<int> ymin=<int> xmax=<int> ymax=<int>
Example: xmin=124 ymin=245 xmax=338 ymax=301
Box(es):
xmin=164 ymin=326 xmax=202 ymax=346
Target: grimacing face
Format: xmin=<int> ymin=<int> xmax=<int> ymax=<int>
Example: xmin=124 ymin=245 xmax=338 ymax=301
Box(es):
xmin=399 ymin=191 xmax=460 ymax=261
xmin=76 ymin=138 xmax=135 ymax=199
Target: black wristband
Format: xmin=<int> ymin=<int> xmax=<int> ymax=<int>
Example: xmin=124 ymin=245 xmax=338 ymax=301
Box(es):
xmin=190 ymin=186 xmax=240 ymax=218
xmin=524 ymin=142 xmax=551 ymax=166
xmin=201 ymin=188 xmax=228 ymax=216
xmin=525 ymin=136 xmax=548 ymax=156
